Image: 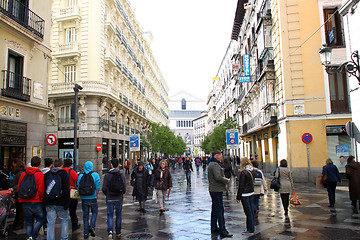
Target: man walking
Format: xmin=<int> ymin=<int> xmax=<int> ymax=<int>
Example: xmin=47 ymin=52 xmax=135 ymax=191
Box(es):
xmin=63 ymin=158 xmax=80 ymax=231
xmin=183 ymin=157 xmax=193 ymax=184
xmin=102 ymin=158 xmax=126 ymax=238
xmin=17 ymin=156 xmax=45 ymax=240
xmin=78 ymin=161 xmax=101 ymax=239
xmin=44 ymin=159 xmax=70 ymax=240
xmin=124 ymin=159 xmax=131 ymax=174
xmin=208 ymin=150 xmax=232 ymax=238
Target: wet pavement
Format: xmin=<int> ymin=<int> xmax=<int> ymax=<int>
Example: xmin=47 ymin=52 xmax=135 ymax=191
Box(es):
xmin=3 ymin=167 xmax=360 ymax=240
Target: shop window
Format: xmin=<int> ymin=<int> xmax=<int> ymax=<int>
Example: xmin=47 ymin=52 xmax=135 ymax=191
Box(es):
xmin=324 ymin=8 xmax=344 ymax=46
xmin=328 ymin=70 xmax=349 ymax=113
xmin=64 ymin=65 xmax=76 ymax=82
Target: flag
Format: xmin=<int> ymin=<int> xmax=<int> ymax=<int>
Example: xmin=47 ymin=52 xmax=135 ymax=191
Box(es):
xmin=213 ymin=77 xmax=219 ymax=81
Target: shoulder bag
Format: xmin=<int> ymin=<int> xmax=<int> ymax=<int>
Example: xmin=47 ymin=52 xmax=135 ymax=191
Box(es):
xmin=270 ymin=167 xmax=281 ymax=191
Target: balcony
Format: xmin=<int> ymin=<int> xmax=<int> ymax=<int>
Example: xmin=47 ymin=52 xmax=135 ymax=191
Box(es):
xmin=58 ymin=118 xmax=74 ymax=131
xmin=1 ymin=70 xmax=30 ymax=101
xmin=53 ymin=42 xmax=80 ymax=58
xmin=0 ymin=0 xmax=45 ymax=39
xmin=111 ymin=122 xmax=117 ymax=133
xmin=54 ymin=5 xmax=81 ymax=22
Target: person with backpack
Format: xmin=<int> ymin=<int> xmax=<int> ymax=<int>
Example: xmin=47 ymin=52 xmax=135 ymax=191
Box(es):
xmin=63 ymin=158 xmax=80 ymax=231
xmin=237 ymin=157 xmax=255 ymax=235
xmin=17 ymin=156 xmax=45 ymax=240
xmin=102 ymin=158 xmax=126 ymax=238
xmin=154 ymin=160 xmax=172 ymax=213
xmin=251 ymin=160 xmax=267 ymax=221
xmin=78 ymin=161 xmax=101 ymax=239
xmin=131 ymin=162 xmax=151 ymax=213
xmin=44 ymin=159 xmax=70 ymax=240
xmin=40 ymin=157 xmax=53 ymax=234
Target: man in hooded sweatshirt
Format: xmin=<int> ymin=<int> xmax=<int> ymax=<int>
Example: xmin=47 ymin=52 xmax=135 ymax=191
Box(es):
xmin=78 ymin=161 xmax=101 ymax=239
xmin=44 ymin=159 xmax=70 ymax=240
xmin=207 ymin=150 xmax=232 ymax=238
xmin=17 ymin=156 xmax=45 ymax=240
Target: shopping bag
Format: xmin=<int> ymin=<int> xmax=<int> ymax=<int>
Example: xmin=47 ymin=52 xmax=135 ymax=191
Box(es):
xmin=290 ymin=192 xmax=301 ymax=206
xmin=316 ymin=175 xmax=325 ymax=188
xmin=70 ymin=189 xmax=80 ymax=199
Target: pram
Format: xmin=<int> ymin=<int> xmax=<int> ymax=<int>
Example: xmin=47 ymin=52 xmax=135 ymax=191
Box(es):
xmin=0 ymin=190 xmax=13 ymax=237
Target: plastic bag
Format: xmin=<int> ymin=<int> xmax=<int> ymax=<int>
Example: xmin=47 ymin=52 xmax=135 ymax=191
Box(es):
xmin=290 ymin=192 xmax=301 ymax=206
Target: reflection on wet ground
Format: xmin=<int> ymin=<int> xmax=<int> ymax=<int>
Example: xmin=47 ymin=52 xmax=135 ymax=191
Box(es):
xmin=4 ymin=167 xmax=360 ymax=239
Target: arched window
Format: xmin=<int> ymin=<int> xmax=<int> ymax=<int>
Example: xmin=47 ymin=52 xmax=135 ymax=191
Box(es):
xmin=181 ymin=98 xmax=186 ymax=110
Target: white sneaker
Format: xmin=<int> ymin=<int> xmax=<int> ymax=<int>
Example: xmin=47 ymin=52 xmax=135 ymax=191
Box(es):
xmin=108 ymin=231 xmax=113 ymax=239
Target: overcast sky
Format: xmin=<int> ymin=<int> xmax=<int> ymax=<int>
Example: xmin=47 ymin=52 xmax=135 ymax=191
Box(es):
xmin=129 ymin=0 xmax=238 ymax=101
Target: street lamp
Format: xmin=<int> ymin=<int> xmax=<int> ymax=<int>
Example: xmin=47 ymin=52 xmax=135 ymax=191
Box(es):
xmin=110 ymin=112 xmax=116 ymax=122
xmin=319 ymin=45 xmax=360 ymax=85
xmin=73 ymin=84 xmax=82 ymax=172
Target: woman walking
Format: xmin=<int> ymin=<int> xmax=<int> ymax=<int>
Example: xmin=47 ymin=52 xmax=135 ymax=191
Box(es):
xmin=131 ymin=162 xmax=151 ymax=213
xmin=154 ymin=160 xmax=172 ymax=213
xmin=223 ymin=157 xmax=236 ymax=196
xmin=322 ymin=158 xmax=341 ymax=208
xmin=236 ymin=157 xmax=255 ymax=235
xmin=275 ymin=159 xmax=294 ymax=217
xmin=345 ymin=156 xmax=360 ymax=213
xmin=251 ymin=160 xmax=267 ymax=220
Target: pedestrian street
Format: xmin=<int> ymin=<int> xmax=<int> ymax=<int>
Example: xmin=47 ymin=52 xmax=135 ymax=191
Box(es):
xmin=4 ymin=168 xmax=360 ymax=240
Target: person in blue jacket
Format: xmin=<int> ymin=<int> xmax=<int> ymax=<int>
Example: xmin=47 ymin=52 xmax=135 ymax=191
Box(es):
xmin=322 ymin=158 xmax=341 ymax=208
xmin=77 ymin=161 xmax=100 ymax=239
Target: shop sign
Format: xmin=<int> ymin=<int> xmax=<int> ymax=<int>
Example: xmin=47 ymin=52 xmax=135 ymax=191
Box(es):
xmin=0 ymin=105 xmax=21 ymax=119
xmin=244 ymin=54 xmax=250 ymax=76
xmin=336 ymin=145 xmax=349 ymax=156
xmin=0 ymin=120 xmax=27 ymax=146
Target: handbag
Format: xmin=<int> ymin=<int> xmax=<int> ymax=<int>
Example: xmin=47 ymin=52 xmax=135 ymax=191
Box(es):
xmin=70 ymin=188 xmax=80 ymax=199
xmin=270 ymin=168 xmax=280 ymax=191
xmin=316 ymin=175 xmax=325 ymax=188
xmin=321 ymin=168 xmax=328 ymax=185
xmin=290 ymin=191 xmax=301 ymax=206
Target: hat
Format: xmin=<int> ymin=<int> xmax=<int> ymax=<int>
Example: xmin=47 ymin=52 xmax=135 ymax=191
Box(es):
xmin=211 ymin=150 xmax=222 ymax=157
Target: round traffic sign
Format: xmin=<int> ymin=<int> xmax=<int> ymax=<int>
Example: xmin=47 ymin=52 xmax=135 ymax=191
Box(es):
xmin=132 ymin=142 xmax=137 ymax=147
xmin=230 ymin=138 xmax=235 ymax=144
xmin=96 ymin=144 xmax=102 ymax=152
xmin=302 ymin=133 xmax=313 ymax=143
xmin=46 ymin=134 xmax=57 ymax=146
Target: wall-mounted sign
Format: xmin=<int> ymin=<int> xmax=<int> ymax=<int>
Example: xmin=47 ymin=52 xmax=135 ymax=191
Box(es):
xmin=239 ymin=76 xmax=251 ymax=83
xmin=33 ymin=82 xmax=44 ymax=100
xmin=244 ymin=54 xmax=250 ymax=76
xmin=46 ymin=134 xmax=57 ymax=146
xmin=0 ymin=105 xmax=20 ymax=119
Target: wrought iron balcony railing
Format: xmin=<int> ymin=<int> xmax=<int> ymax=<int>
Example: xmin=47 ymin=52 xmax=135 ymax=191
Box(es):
xmin=1 ymin=70 xmax=31 ymax=101
xmin=0 ymin=0 xmax=45 ymax=39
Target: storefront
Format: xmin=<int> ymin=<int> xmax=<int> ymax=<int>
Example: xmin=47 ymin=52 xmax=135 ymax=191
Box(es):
xmin=58 ymin=138 xmax=79 ymax=162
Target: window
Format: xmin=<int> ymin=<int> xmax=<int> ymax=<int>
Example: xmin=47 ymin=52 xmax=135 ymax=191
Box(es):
xmin=328 ymin=70 xmax=349 ymax=113
xmin=7 ymin=50 xmax=24 ymax=89
xmin=60 ymin=105 xmax=71 ymax=123
xmin=65 ymin=28 xmax=76 ymax=43
xmin=181 ymin=98 xmax=186 ymax=110
xmin=324 ymin=9 xmax=344 ymax=46
xmin=64 ymin=65 xmax=76 ymax=82
xmin=67 ymin=0 xmax=77 ymax=6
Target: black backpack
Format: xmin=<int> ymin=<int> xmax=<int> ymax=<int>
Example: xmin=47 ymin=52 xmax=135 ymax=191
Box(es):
xmin=253 ymin=169 xmax=263 ymax=186
xmin=18 ymin=173 xmax=37 ymax=199
xmin=78 ymin=172 xmax=95 ymax=196
xmin=108 ymin=172 xmax=125 ymax=196
xmin=45 ymin=171 xmax=63 ymax=199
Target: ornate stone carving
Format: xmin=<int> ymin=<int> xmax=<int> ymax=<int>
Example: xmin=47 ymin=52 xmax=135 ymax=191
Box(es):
xmin=99 ymin=98 xmax=108 ymax=118
xmin=78 ymin=95 xmax=87 ymax=122
xmin=48 ymin=99 xmax=57 ymax=124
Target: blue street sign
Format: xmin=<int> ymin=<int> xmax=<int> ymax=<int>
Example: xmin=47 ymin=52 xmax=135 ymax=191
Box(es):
xmin=226 ymin=129 xmax=239 ymax=149
xmin=239 ymin=76 xmax=251 ymax=83
xmin=302 ymin=133 xmax=313 ymax=144
xmin=130 ymin=134 xmax=140 ymax=151
xmin=244 ymin=54 xmax=250 ymax=76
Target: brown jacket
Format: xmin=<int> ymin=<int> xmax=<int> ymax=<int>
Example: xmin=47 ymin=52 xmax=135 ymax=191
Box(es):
xmin=346 ymin=161 xmax=360 ymax=200
xmin=154 ymin=168 xmax=172 ymax=190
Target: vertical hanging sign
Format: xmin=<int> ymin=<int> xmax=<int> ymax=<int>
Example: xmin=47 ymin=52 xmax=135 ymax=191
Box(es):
xmin=244 ymin=54 xmax=250 ymax=76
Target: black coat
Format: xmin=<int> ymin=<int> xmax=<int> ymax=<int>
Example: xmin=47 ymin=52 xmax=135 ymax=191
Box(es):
xmin=236 ymin=169 xmax=254 ymax=200
xmin=131 ymin=168 xmax=150 ymax=201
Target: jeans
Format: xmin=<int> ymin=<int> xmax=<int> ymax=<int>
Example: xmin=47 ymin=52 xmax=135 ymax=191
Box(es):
xmin=252 ymin=194 xmax=260 ymax=211
xmin=46 ymin=205 xmax=69 ymax=240
xmin=241 ymin=196 xmax=255 ymax=233
xmin=23 ymin=202 xmax=45 ymax=239
xmin=81 ymin=199 xmax=98 ymax=235
xmin=157 ymin=189 xmax=167 ymax=209
xmin=280 ymin=193 xmax=290 ymax=214
xmin=210 ymin=192 xmax=226 ymax=232
xmin=106 ymin=200 xmax=123 ymax=234
xmin=326 ymin=182 xmax=337 ymax=206
xmin=69 ymin=198 xmax=79 ymax=227
xmin=185 ymin=171 xmax=191 ymax=183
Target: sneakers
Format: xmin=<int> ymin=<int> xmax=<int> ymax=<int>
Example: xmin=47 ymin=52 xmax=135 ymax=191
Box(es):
xmin=108 ymin=231 xmax=113 ymax=239
xmin=84 ymin=234 xmax=89 ymax=239
xmin=89 ymin=227 xmax=96 ymax=237
xmin=26 ymin=238 xmax=33 ymax=240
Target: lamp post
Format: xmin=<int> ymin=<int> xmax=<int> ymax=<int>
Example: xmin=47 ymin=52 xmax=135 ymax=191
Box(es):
xmin=319 ymin=45 xmax=360 ymax=85
xmin=110 ymin=112 xmax=116 ymax=122
xmin=73 ymin=84 xmax=82 ymax=172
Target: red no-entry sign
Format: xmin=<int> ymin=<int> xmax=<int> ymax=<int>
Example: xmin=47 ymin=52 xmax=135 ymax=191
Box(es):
xmin=46 ymin=134 xmax=57 ymax=146
xmin=302 ymin=133 xmax=313 ymax=143
xmin=96 ymin=144 xmax=102 ymax=152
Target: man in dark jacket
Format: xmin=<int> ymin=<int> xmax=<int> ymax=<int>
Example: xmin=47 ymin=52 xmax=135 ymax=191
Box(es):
xmin=183 ymin=157 xmax=193 ymax=184
xmin=207 ymin=150 xmax=232 ymax=238
xmin=346 ymin=156 xmax=360 ymax=213
xmin=102 ymin=158 xmax=126 ymax=238
xmin=44 ymin=158 xmax=70 ymax=240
